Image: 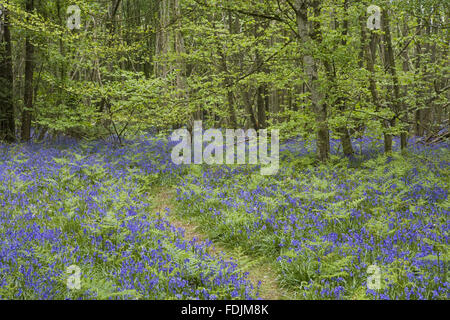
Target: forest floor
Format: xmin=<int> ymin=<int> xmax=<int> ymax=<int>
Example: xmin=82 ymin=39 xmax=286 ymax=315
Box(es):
xmin=150 ymin=187 xmax=288 ymax=300
xmin=1 ymin=138 xmax=448 ymax=300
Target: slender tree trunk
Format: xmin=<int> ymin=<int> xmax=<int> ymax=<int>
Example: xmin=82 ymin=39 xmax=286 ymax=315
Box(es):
xmin=295 ymin=0 xmax=329 ymax=161
xmin=217 ymin=45 xmax=238 ymax=129
xmin=0 ymin=1 xmax=16 ymax=142
xmin=174 ymin=0 xmax=188 ymax=108
xmin=243 ymin=89 xmax=258 ymax=130
xmin=255 ymin=52 xmax=267 ymax=129
xmin=214 ymin=14 xmax=237 ymax=129
xmin=382 ymin=8 xmax=404 ymax=151
xmin=256 ymin=85 xmax=267 ymax=129
xmin=361 ymin=14 xmax=389 ymax=151
xmin=400 ymin=20 xmax=411 ymax=141
xmin=156 ymin=0 xmax=171 ymax=78
xmin=331 ymin=2 xmax=353 ymax=156
xmin=21 ymin=0 xmax=34 ymax=141
xmin=414 ymin=20 xmax=424 ymax=136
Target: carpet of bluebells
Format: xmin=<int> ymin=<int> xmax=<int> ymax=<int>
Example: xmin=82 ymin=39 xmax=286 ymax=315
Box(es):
xmin=0 ymin=137 xmax=256 ymax=299
xmin=175 ymin=137 xmax=449 ymax=300
xmin=0 ymin=135 xmax=448 ymax=300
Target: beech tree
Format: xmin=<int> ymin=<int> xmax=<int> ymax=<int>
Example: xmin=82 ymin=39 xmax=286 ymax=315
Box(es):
xmin=0 ymin=1 xmax=15 ymax=143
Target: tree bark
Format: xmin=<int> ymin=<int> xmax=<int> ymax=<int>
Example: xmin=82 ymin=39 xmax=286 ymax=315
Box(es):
xmin=382 ymin=8 xmax=404 ymax=151
xmin=361 ymin=14 xmax=389 ymax=151
xmin=330 ymin=1 xmax=353 ymax=156
xmin=243 ymin=89 xmax=258 ymax=130
xmin=21 ymin=0 xmax=34 ymax=141
xmin=400 ymin=20 xmax=411 ymax=142
xmin=256 ymin=52 xmax=267 ymax=129
xmin=155 ymin=0 xmax=171 ymax=78
xmin=414 ymin=19 xmax=424 ymax=136
xmin=295 ymin=0 xmax=329 ymax=161
xmin=0 ymin=1 xmax=16 ymax=142
xmin=215 ymin=15 xmax=237 ymax=129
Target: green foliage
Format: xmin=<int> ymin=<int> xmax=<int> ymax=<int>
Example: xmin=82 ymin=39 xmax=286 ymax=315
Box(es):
xmin=175 ymin=146 xmax=449 ymax=299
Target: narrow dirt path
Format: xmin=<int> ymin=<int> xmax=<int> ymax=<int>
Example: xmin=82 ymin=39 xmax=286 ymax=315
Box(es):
xmin=150 ymin=187 xmax=287 ymax=300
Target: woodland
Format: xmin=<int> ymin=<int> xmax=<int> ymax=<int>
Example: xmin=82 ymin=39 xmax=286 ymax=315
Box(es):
xmin=0 ymin=0 xmax=448 ymax=300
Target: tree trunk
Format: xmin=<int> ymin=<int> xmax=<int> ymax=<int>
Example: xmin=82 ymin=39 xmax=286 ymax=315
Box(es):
xmin=0 ymin=1 xmax=16 ymax=143
xmin=330 ymin=1 xmax=353 ymax=156
xmin=414 ymin=20 xmax=424 ymax=136
xmin=400 ymin=20 xmax=411 ymax=143
xmin=256 ymin=52 xmax=267 ymax=129
xmin=156 ymin=0 xmax=171 ymax=78
xmin=242 ymin=89 xmax=259 ymax=130
xmin=21 ymin=0 xmax=34 ymax=141
xmin=295 ymin=0 xmax=329 ymax=161
xmin=215 ymin=14 xmax=237 ymax=129
xmin=382 ymin=8 xmax=404 ymax=151
xmin=361 ymin=14 xmax=390 ymax=151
